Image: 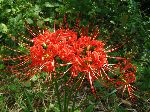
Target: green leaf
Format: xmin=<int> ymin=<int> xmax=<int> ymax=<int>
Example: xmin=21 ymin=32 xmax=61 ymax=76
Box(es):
xmin=0 ymin=64 xmax=5 ymax=69
xmin=0 ymin=23 xmax=8 ymax=33
xmin=84 ymin=104 xmax=94 ymax=112
xmin=0 ymin=0 xmax=4 ymax=3
xmin=44 ymin=2 xmax=60 ymax=8
xmin=110 ymin=20 xmax=115 ymax=24
xmin=26 ymin=18 xmax=33 ymax=24
xmin=45 ymin=2 xmax=55 ymax=8
xmin=44 ymin=18 xmax=53 ymax=22
xmin=24 ymin=82 xmax=31 ymax=87
xmin=31 ymin=75 xmax=39 ymax=81
xmin=5 ymin=9 xmax=11 ymax=13
xmin=74 ymin=110 xmax=80 ymax=112
xmin=8 ymin=84 xmax=17 ymax=91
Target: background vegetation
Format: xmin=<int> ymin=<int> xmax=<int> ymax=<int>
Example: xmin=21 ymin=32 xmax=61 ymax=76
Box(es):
xmin=0 ymin=0 xmax=149 ymax=111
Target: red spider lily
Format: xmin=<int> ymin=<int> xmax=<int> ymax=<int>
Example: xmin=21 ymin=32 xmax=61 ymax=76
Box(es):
xmin=114 ymin=59 xmax=136 ymax=98
xmin=1 ymin=18 xmax=137 ymax=99
xmin=29 ymin=29 xmax=78 ymax=72
xmin=64 ymin=36 xmax=108 ymax=96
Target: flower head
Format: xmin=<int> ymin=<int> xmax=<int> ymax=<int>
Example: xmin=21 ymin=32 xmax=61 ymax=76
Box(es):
xmin=2 ymin=18 xmax=137 ymax=99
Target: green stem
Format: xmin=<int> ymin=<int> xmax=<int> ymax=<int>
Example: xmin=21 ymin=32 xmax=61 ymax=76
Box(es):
xmin=64 ymin=90 xmax=68 ymax=112
xmin=64 ymin=75 xmax=69 ymax=112
xmin=71 ymin=91 xmax=78 ymax=112
xmin=24 ymin=91 xmax=34 ymax=111
xmin=54 ymin=79 xmax=62 ymax=111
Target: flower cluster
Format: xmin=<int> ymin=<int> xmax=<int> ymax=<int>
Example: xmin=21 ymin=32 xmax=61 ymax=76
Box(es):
xmin=29 ymin=26 xmax=136 ymax=98
xmin=2 ymin=21 xmax=136 ymax=99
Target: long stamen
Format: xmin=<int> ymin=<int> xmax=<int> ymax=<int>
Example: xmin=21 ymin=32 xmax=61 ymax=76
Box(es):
xmin=75 ymin=74 xmax=86 ymax=92
xmin=101 ymin=68 xmax=111 ymax=80
xmin=2 ymin=55 xmax=28 ymax=61
xmin=8 ymin=60 xmax=30 ymax=69
xmin=88 ymin=72 xmax=96 ymax=97
xmin=2 ymin=45 xmax=22 ymax=53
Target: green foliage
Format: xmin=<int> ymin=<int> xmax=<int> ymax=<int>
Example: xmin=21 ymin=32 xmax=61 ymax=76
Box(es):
xmin=0 ymin=0 xmax=149 ymax=111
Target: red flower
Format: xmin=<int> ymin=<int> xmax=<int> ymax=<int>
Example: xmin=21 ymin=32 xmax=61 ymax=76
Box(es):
xmin=115 ymin=60 xmax=136 ymax=98
xmin=2 ymin=19 xmax=137 ymax=99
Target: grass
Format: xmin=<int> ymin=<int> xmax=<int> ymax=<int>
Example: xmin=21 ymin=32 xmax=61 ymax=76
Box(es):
xmin=0 ymin=70 xmax=150 ymax=112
